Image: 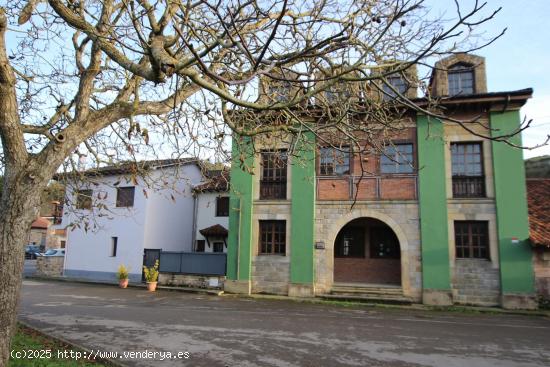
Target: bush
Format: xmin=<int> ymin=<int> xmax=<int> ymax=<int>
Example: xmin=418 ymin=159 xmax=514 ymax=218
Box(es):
xmin=142 ymin=260 xmax=159 ymax=283
xmin=116 ymin=265 xmax=129 ymax=280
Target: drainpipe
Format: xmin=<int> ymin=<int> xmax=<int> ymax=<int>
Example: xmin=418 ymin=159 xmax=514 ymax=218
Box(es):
xmin=191 ymin=194 xmax=198 ymax=251
xmin=236 ymin=197 xmax=242 ymax=279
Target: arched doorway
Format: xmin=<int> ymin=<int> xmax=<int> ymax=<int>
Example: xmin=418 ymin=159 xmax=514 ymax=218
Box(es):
xmin=333 ymin=217 xmax=401 ymax=285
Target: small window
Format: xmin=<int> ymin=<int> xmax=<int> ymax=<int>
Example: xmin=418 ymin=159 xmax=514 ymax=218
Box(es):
xmin=383 ymin=75 xmax=408 ymax=100
xmin=325 ymin=81 xmax=351 ymax=102
xmin=451 ymin=142 xmax=485 ymax=198
xmin=319 ymin=147 xmax=350 ymax=176
xmin=454 ymin=221 xmax=489 ymax=259
xmin=195 ymin=240 xmax=205 ymax=252
xmin=116 ymin=187 xmax=135 ymax=207
xmin=110 ymin=237 xmax=118 ymax=257
xmin=260 ymin=151 xmax=288 ymax=200
xmin=370 ymin=227 xmax=400 ymax=259
xmin=213 ymin=242 xmax=224 ymax=253
xmin=60 ymin=240 xmax=66 ymax=249
xmin=380 ymin=143 xmax=414 ymax=174
xmin=259 ymin=220 xmax=286 ymax=255
xmin=335 ymin=227 xmax=365 ymax=258
xmin=448 ymin=64 xmax=474 ymax=95
xmin=76 ymin=189 xmax=93 ymax=210
xmin=216 ymin=197 xmax=229 ymax=217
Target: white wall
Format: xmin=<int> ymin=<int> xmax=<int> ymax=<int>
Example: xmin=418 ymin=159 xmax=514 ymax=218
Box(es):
xmin=143 ymin=165 xmax=203 ymax=252
xmin=62 ymin=163 xmax=203 ymax=281
xmin=194 ymin=192 xmax=229 ymax=253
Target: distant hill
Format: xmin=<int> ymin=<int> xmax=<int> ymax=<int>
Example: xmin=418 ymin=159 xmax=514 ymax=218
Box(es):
xmin=525 ymin=155 xmax=550 ymax=178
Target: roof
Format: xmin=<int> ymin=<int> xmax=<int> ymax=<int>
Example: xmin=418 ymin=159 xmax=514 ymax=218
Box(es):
xmin=199 ymin=224 xmax=228 ymax=237
xmin=31 ymin=217 xmax=50 ymax=229
xmin=194 ymin=170 xmax=230 ymax=193
xmin=526 ymin=178 xmax=550 ymax=247
xmin=411 ymin=88 xmax=533 ymax=107
xmin=54 ymin=158 xmax=202 ymax=180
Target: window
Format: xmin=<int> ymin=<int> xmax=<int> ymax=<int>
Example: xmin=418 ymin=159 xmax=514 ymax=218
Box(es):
xmin=325 ymin=81 xmax=351 ymax=102
xmin=448 ymin=64 xmax=474 ymax=95
xmin=383 ymin=75 xmax=408 ymax=100
xmin=215 ymin=197 xmax=229 ymax=217
xmin=195 ymin=240 xmax=205 ymax=252
xmin=319 ymin=147 xmax=350 ymax=176
xmin=116 ymin=187 xmax=135 ymax=207
xmin=260 ymin=151 xmax=287 ymax=200
xmin=380 ymin=143 xmax=414 ymax=174
xmin=110 ymin=237 xmax=118 ymax=257
xmin=213 ymin=242 xmax=224 ymax=253
xmin=370 ymin=227 xmax=400 ymax=259
xmin=259 ymin=220 xmax=286 ymax=255
xmin=335 ymin=227 xmax=365 ymax=257
xmin=451 ymin=142 xmax=485 ymax=198
xmin=454 ymin=221 xmax=489 ymax=259
xmin=60 ymin=240 xmax=66 ymax=249
xmin=268 ymin=81 xmax=291 ymax=102
xmin=76 ymin=189 xmax=92 ymax=210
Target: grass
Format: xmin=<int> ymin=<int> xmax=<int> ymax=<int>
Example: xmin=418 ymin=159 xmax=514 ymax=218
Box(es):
xmin=9 ymin=325 xmax=109 ymax=367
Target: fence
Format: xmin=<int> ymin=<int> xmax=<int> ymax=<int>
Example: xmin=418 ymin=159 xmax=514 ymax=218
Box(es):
xmin=158 ymin=251 xmax=226 ymax=276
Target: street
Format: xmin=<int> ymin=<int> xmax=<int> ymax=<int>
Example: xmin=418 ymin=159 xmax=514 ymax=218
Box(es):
xmin=18 ymin=280 xmax=550 ymax=367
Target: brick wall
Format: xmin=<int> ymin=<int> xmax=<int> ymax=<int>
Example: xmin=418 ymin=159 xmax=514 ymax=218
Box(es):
xmin=452 ymin=259 xmax=500 ymax=306
xmin=334 ymin=257 xmax=401 ymax=284
xmin=533 ymin=247 xmax=550 ymax=300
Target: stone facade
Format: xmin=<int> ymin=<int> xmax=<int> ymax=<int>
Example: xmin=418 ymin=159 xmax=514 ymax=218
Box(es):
xmin=36 ymin=256 xmax=64 ymax=277
xmin=314 ymin=202 xmax=422 ymax=301
xmin=251 ymin=256 xmax=290 ymax=295
xmin=452 ymin=259 xmax=500 ymax=306
xmin=158 ymin=273 xmax=224 ymax=289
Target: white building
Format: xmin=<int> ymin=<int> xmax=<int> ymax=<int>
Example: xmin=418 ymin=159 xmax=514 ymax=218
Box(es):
xmin=192 ymin=171 xmax=230 ymax=253
xmin=60 ymin=159 xmax=203 ymax=282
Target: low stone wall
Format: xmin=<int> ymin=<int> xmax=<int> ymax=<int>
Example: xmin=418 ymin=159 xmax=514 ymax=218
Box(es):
xmin=452 ymin=259 xmax=500 ymax=306
xmin=158 ymin=273 xmax=225 ymax=289
xmin=251 ymin=256 xmax=290 ymax=295
xmin=533 ymin=247 xmax=550 ymax=302
xmin=36 ymin=256 xmax=64 ymax=277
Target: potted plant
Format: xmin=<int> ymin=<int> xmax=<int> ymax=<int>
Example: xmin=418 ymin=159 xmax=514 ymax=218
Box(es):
xmin=143 ymin=260 xmax=159 ymax=292
xmin=117 ymin=265 xmax=130 ymax=288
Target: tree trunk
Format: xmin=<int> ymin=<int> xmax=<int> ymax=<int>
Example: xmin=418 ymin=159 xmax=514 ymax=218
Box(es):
xmin=0 ymin=172 xmax=45 ymax=365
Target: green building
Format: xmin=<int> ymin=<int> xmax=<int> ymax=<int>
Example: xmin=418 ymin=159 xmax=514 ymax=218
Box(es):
xmin=224 ymin=54 xmax=536 ymax=309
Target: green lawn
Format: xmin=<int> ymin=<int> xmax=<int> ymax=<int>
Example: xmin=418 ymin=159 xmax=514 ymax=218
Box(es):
xmin=9 ymin=325 xmax=108 ymax=367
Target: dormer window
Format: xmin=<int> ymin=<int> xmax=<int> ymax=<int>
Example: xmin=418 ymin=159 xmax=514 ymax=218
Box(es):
xmin=448 ymin=63 xmax=474 ymax=96
xmin=383 ymin=75 xmax=408 ymax=100
xmin=268 ymin=81 xmax=292 ymax=102
xmin=325 ymin=81 xmax=351 ymax=103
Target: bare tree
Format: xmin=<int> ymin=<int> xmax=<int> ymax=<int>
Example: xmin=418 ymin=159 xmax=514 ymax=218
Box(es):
xmin=0 ymin=0 xmax=534 ymax=362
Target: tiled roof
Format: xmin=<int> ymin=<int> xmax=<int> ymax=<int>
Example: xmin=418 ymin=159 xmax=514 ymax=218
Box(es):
xmin=526 ymin=178 xmax=550 ymax=247
xmin=199 ymin=224 xmax=228 ymax=237
xmin=31 ymin=217 xmax=50 ymax=229
xmin=194 ymin=170 xmax=229 ymax=193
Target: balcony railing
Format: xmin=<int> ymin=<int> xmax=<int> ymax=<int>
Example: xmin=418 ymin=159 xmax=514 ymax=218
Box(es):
xmin=452 ymin=176 xmax=485 ymax=198
xmin=316 ymin=174 xmax=417 ymax=201
xmin=260 ymin=180 xmax=287 ymax=200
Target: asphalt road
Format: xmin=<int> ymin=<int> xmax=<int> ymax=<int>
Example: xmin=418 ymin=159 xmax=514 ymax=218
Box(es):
xmin=18 ymin=280 xmax=550 ymax=367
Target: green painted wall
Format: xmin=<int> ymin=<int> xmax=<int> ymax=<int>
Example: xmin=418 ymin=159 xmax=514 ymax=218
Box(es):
xmin=490 ymin=110 xmax=535 ymax=294
xmin=227 ymin=136 xmax=255 ymax=281
xmin=416 ymin=115 xmax=451 ymax=290
xmin=290 ymin=132 xmax=316 ymax=284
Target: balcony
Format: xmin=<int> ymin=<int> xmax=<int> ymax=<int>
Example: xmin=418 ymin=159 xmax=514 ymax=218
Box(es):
xmin=317 ymin=175 xmax=417 ymax=201
xmin=260 ymin=180 xmax=287 ymax=200
xmin=452 ymin=176 xmax=485 ymax=198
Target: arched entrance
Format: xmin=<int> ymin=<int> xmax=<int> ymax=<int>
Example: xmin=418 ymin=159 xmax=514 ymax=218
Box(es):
xmin=333 ymin=217 xmax=401 ymax=285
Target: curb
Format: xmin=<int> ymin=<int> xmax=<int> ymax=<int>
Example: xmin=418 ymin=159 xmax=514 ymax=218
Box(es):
xmin=17 ymin=320 xmax=126 ymax=367
xmin=24 ymin=275 xmax=223 ymax=296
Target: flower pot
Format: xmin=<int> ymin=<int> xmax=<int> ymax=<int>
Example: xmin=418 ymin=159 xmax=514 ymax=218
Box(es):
xmin=119 ymin=279 xmax=129 ymax=289
xmin=147 ymin=281 xmax=157 ymax=292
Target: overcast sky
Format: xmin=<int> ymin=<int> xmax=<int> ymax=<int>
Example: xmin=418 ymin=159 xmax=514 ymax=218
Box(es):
xmin=427 ymin=0 xmax=550 ymax=158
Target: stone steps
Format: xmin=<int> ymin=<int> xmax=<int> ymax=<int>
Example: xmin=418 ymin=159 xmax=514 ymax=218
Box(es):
xmin=324 ymin=284 xmax=413 ymax=304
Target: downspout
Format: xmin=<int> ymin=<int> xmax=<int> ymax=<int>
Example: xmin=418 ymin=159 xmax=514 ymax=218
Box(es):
xmin=191 ymin=193 xmax=198 ymax=251
xmin=236 ymin=197 xmax=242 ymax=279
